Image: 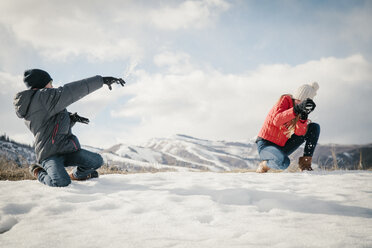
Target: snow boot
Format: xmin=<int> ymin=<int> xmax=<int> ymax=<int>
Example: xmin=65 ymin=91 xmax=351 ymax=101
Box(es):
xmin=29 ymin=164 xmax=44 ymax=178
xmin=69 ymin=170 xmax=99 ymax=181
xmin=298 ymin=156 xmax=313 ymax=171
xmin=256 ymin=161 xmax=270 ymax=173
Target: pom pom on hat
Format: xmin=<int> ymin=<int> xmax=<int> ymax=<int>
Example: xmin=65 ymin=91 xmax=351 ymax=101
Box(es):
xmin=293 ymin=82 xmax=319 ymax=101
xmin=311 ymin=82 xmax=319 ymax=91
xmin=23 ymin=69 xmax=53 ymax=89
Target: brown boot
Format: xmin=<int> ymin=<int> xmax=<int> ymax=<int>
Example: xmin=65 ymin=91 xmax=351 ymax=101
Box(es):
xmin=298 ymin=156 xmax=313 ymax=171
xmin=256 ymin=161 xmax=270 ymax=173
xmin=69 ymin=172 xmax=81 ymax=181
xmin=29 ymin=164 xmax=44 ymax=178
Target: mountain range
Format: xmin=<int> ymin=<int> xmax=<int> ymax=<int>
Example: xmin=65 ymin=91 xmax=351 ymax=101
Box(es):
xmin=1 ymin=134 xmax=371 ymax=172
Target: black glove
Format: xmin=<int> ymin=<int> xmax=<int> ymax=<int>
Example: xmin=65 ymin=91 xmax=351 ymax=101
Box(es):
xmin=299 ymin=111 xmax=308 ymax=121
xmin=103 ymin=77 xmax=126 ymax=90
xmin=293 ymin=98 xmax=316 ymax=115
xmin=69 ymin=112 xmax=89 ymax=124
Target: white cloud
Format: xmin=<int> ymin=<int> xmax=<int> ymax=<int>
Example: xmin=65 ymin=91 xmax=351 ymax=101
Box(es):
xmin=0 ymin=71 xmax=23 ymax=94
xmin=0 ymin=0 xmax=229 ymax=62
xmin=111 ymin=53 xmax=372 ymax=145
xmin=0 ymin=2 xmax=142 ymax=62
xmin=2 ymin=54 xmax=371 ymax=147
xmin=149 ymin=0 xmax=230 ymax=30
xmin=153 ymin=51 xmax=195 ymax=73
xmin=0 ymin=72 xmax=34 ymax=145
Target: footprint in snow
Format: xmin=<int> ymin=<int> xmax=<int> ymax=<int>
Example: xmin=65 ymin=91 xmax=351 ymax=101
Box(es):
xmin=0 ymin=216 xmax=18 ymax=234
xmin=2 ymin=203 xmax=35 ymax=215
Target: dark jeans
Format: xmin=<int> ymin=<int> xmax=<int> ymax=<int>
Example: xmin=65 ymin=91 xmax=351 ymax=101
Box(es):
xmin=39 ymin=149 xmax=103 ymax=187
xmin=256 ymin=123 xmax=320 ymax=169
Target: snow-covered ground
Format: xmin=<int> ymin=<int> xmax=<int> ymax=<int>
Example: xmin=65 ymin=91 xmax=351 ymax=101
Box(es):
xmin=0 ymin=171 xmax=371 ymax=248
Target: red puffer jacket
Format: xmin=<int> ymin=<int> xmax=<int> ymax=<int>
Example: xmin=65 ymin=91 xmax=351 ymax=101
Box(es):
xmin=258 ymin=95 xmax=308 ymax=147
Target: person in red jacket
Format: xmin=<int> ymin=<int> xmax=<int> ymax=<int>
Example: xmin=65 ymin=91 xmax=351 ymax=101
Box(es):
xmin=256 ymin=82 xmax=320 ymax=173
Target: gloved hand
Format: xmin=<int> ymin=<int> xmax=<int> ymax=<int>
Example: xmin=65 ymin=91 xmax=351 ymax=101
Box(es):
xmin=299 ymin=111 xmax=308 ymax=121
xmin=103 ymin=77 xmax=126 ymax=90
xmin=69 ymin=112 xmax=89 ymax=124
xmin=294 ymin=98 xmax=316 ymax=115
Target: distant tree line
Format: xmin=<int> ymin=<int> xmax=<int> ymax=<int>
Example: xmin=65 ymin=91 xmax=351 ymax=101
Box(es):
xmin=0 ymin=133 xmax=33 ymax=149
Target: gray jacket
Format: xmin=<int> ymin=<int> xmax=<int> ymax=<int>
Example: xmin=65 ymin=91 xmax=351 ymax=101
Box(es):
xmin=14 ymin=76 xmax=103 ymax=163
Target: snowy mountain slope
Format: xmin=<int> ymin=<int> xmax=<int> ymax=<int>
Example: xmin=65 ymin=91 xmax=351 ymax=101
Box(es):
xmin=101 ymin=134 xmax=261 ymax=172
xmin=0 ymin=139 xmax=36 ymax=165
xmin=97 ymin=135 xmax=372 ymax=171
xmin=82 ymin=145 xmax=182 ymax=172
xmin=1 ymin=171 xmax=371 ymax=248
xmin=146 ymin=134 xmax=259 ymax=170
xmin=100 ymin=150 xmax=185 ymax=172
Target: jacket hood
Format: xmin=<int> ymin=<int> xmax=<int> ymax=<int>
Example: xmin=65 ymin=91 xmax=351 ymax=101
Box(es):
xmin=14 ymin=90 xmax=36 ymax=118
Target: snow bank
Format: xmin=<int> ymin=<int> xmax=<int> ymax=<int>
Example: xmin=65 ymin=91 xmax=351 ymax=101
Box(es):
xmin=0 ymin=171 xmax=371 ymax=248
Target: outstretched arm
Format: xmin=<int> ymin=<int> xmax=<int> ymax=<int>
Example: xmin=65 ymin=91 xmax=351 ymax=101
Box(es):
xmin=40 ymin=75 xmax=103 ymax=117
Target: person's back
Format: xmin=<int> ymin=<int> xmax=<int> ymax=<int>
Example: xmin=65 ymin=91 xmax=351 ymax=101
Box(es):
xmin=14 ymin=69 xmax=125 ymax=187
xmin=14 ymin=71 xmax=103 ymax=163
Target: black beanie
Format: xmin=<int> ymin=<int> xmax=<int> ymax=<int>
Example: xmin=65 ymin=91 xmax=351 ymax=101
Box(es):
xmin=23 ymin=69 xmax=53 ymax=89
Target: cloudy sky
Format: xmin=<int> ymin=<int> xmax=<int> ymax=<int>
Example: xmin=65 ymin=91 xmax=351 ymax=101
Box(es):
xmin=0 ymin=0 xmax=371 ymax=148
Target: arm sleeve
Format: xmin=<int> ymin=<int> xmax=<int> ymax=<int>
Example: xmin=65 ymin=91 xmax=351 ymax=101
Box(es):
xmin=272 ymin=96 xmax=297 ymax=127
xmin=40 ymin=75 xmax=103 ymax=117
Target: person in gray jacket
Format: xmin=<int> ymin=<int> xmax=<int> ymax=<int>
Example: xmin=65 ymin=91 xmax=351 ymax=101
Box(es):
xmin=14 ymin=69 xmax=125 ymax=187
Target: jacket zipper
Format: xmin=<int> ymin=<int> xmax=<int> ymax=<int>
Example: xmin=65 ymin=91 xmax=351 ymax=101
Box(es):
xmin=52 ymin=123 xmax=59 ymax=144
xmin=71 ymin=139 xmax=78 ymax=150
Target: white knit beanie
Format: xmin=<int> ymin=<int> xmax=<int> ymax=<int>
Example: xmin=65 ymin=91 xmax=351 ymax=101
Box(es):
xmin=293 ymin=82 xmax=319 ymax=101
